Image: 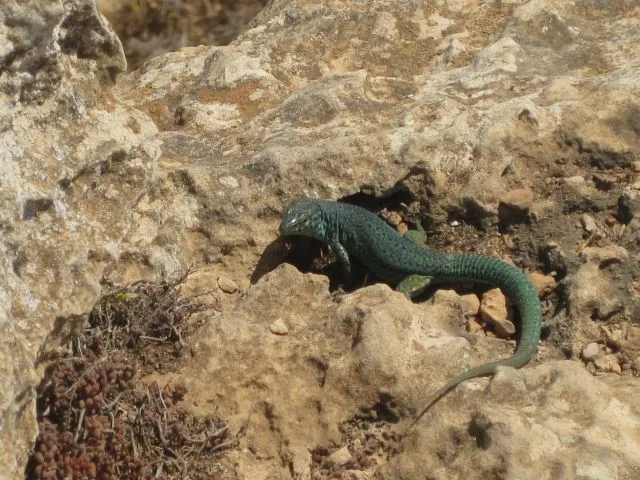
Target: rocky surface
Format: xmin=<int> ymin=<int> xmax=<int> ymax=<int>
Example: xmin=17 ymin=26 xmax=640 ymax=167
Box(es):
xmin=97 ymin=0 xmax=268 ymax=70
xmin=387 ymin=361 xmax=640 ymax=480
xmin=2 ymin=0 xmax=640 ymax=479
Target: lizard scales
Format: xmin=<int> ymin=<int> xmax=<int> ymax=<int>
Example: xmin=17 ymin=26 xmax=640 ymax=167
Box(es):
xmin=279 ymin=197 xmax=542 ymax=420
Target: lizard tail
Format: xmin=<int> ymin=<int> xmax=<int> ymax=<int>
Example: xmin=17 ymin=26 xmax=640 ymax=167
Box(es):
xmin=410 ymin=253 xmax=542 ymax=426
xmin=410 ymin=359 xmax=506 ymax=427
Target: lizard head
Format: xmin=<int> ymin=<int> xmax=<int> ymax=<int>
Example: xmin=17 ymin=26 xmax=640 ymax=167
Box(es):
xmin=279 ymin=197 xmax=324 ymax=239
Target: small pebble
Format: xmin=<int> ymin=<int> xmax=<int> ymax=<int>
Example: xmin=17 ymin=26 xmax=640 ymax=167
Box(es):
xmin=580 ymin=214 xmax=598 ymax=234
xmin=460 ymin=293 xmax=480 ymax=316
xmin=326 ymin=446 xmax=353 ymax=466
xmin=217 ymin=275 xmax=238 ymax=293
xmin=492 ymin=319 xmax=516 ymax=338
xmin=581 ymin=342 xmax=601 ymax=362
xmin=480 ymin=288 xmax=511 ymax=324
xmin=269 ymin=319 xmax=289 ymax=335
xmin=527 ymin=272 xmax=556 ymax=297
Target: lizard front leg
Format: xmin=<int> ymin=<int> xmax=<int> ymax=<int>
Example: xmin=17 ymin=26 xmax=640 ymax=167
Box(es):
xmin=329 ymin=237 xmax=352 ymax=278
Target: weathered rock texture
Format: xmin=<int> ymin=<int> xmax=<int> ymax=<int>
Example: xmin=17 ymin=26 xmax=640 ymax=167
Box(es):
xmin=1 ymin=0 xmax=133 ymax=476
xmin=2 ymin=0 xmax=640 ymax=479
xmin=96 ymin=0 xmax=268 ymax=70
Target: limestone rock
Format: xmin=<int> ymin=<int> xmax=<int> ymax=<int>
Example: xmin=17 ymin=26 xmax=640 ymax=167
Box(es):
xmin=4 ymin=0 xmax=640 ymax=478
xmin=187 ymin=265 xmax=472 ymax=477
xmin=1 ymin=0 xmax=131 ymax=474
xmin=381 ymin=362 xmax=640 ymax=480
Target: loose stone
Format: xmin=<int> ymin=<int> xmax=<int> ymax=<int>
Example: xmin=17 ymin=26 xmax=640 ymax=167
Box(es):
xmin=460 ymin=293 xmax=481 ymax=316
xmin=480 ymin=288 xmax=511 ymax=324
xmin=326 ymin=446 xmax=353 ymax=466
xmin=217 ymin=275 xmax=239 ymax=293
xmin=581 ymin=342 xmax=602 ymax=362
xmin=269 ymin=319 xmax=289 ymax=335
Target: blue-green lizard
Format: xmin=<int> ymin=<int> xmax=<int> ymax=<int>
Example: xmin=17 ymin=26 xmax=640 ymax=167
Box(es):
xmin=279 ymin=197 xmax=542 ymax=421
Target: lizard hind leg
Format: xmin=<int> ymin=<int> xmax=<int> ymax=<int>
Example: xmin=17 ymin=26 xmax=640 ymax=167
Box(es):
xmin=397 ymin=225 xmax=431 ymax=298
xmin=396 ymin=274 xmax=432 ymax=299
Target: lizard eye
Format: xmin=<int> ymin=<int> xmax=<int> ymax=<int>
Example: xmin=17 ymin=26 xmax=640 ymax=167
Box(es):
xmin=292 ymin=213 xmax=310 ymax=227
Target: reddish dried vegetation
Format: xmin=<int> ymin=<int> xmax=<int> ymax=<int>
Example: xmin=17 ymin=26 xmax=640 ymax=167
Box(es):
xmin=27 ymin=276 xmax=234 ymax=480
